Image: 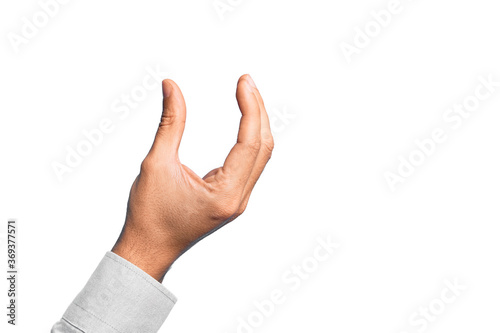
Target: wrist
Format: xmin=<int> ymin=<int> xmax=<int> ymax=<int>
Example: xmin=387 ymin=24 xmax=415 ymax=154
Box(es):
xmin=111 ymin=228 xmax=179 ymax=282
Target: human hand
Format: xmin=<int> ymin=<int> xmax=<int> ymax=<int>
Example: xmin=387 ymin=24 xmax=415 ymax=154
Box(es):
xmin=112 ymin=75 xmax=274 ymax=281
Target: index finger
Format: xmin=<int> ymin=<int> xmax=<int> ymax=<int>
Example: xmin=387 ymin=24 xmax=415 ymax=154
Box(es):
xmin=222 ymin=75 xmax=262 ymax=189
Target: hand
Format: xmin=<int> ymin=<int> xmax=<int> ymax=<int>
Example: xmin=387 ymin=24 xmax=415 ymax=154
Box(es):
xmin=112 ymin=75 xmax=274 ymax=282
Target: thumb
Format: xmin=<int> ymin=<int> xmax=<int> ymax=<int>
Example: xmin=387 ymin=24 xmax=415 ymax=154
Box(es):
xmin=150 ymin=79 xmax=187 ymax=159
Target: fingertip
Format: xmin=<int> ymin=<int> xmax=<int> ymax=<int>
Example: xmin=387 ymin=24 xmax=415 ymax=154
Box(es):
xmin=238 ymin=74 xmax=257 ymax=91
xmin=243 ymin=74 xmax=256 ymax=88
xmin=162 ymin=79 xmax=186 ymax=111
xmin=162 ymin=79 xmax=173 ymax=98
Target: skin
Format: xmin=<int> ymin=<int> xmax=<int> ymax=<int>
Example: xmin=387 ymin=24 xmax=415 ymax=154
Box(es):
xmin=112 ymin=75 xmax=274 ymax=282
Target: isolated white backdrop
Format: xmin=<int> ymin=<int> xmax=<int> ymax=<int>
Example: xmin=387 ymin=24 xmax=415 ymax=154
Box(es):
xmin=1 ymin=0 xmax=500 ymax=332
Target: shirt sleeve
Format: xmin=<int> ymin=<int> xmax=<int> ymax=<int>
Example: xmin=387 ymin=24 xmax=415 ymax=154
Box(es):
xmin=51 ymin=251 xmax=177 ymax=333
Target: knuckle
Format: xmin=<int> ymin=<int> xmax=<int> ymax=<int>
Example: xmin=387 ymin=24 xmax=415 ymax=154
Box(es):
xmin=245 ymin=140 xmax=262 ymax=154
xmin=211 ymin=196 xmax=241 ymax=220
xmin=236 ymin=202 xmax=247 ymax=216
xmin=160 ymin=112 xmax=177 ymax=127
xmin=140 ymin=155 xmax=163 ymax=173
xmin=140 ymin=157 xmax=154 ymax=173
xmin=262 ymin=137 xmax=274 ymax=155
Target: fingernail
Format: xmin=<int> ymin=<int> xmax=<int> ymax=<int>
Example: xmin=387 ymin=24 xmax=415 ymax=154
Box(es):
xmin=246 ymin=75 xmax=256 ymax=88
xmin=162 ymin=80 xmax=172 ymax=98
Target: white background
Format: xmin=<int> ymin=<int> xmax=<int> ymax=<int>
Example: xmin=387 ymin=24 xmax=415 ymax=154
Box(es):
xmin=1 ymin=0 xmax=500 ymax=332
